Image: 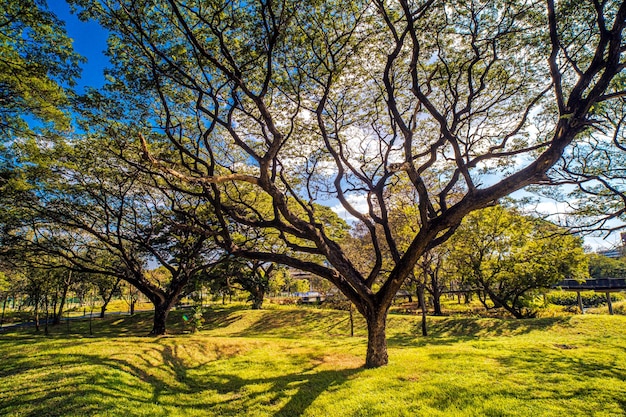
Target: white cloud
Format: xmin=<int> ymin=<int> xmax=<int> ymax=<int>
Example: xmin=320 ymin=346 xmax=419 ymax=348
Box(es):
xmin=330 ymin=193 xmax=369 ymax=223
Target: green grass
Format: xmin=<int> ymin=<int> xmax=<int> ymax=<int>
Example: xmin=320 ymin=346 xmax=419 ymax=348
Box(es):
xmin=1 ymin=306 xmax=625 ymax=416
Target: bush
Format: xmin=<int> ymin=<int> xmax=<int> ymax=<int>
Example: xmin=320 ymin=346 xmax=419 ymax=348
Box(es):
xmin=612 ymin=301 xmax=626 ymax=315
xmin=320 ymin=294 xmax=351 ymax=311
xmin=182 ymin=306 xmax=204 ymax=333
xmin=547 ymin=291 xmax=623 ymax=307
xmin=269 ymin=297 xmax=300 ymax=305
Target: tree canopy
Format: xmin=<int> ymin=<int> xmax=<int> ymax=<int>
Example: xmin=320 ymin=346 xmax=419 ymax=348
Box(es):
xmin=447 ymin=205 xmax=588 ymax=318
xmin=0 ymin=0 xmax=82 ymax=137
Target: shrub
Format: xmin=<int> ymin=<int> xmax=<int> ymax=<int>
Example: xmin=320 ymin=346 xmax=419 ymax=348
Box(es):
xmin=547 ymin=291 xmax=623 ymax=307
xmin=612 ymin=301 xmax=626 ymax=315
xmin=270 ymin=297 xmax=300 ymax=305
xmin=321 ymin=294 xmax=352 ymax=311
xmin=182 ymin=306 xmax=205 ymax=333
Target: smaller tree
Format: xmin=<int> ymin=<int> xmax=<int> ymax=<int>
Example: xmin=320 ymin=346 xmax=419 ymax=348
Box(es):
xmin=48 ymin=268 xmax=73 ymax=326
xmin=91 ymin=274 xmax=122 ymax=319
xmin=203 ymin=258 xmax=277 ymax=309
xmin=413 ymin=248 xmax=450 ymax=316
xmin=120 ymin=280 xmax=139 ymax=315
xmin=588 ymin=253 xmax=626 ymax=279
xmin=448 ymin=206 xmax=588 ymax=318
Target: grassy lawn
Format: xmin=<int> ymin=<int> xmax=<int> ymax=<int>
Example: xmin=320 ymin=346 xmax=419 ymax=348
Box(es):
xmin=1 ymin=306 xmax=625 ymax=416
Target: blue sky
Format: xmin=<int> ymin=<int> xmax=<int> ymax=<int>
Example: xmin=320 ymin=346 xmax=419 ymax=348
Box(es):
xmin=49 ymin=1 xmax=109 ymax=92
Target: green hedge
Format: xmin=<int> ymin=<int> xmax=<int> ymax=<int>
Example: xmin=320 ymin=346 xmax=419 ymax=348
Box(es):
xmin=547 ymin=291 xmax=624 ymax=307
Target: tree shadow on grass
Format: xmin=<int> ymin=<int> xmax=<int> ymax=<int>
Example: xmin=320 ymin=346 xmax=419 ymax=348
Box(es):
xmin=387 ymin=316 xmax=573 ymax=347
xmin=0 ymin=337 xmax=362 ymax=417
xmin=491 ymin=347 xmax=626 ymax=414
xmin=0 ymin=305 xmax=254 ymax=339
xmin=496 ymin=344 xmax=626 ymax=382
xmin=228 ymin=308 xmax=353 ymax=339
xmin=153 ymin=341 xmax=362 ymax=416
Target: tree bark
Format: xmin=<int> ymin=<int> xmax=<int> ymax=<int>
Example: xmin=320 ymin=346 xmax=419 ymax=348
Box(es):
xmin=149 ymin=289 xmax=185 ymax=335
xmin=349 ymin=303 xmax=354 ymax=337
xmin=89 ymin=305 xmax=94 ymax=335
xmin=251 ymin=286 xmax=265 ymax=309
xmin=100 ymin=277 xmax=120 ymax=318
xmin=100 ymin=305 xmax=107 ymax=319
xmin=577 ymin=291 xmax=584 ymax=314
xmin=429 ymin=273 xmax=443 ymax=316
xmin=34 ymin=294 xmax=40 ymax=332
xmin=53 ymin=287 xmax=68 ymax=325
xmin=464 ymin=292 xmax=471 ymax=304
xmin=483 ymin=286 xmax=524 ymax=319
xmin=365 ymin=308 xmax=388 ymax=368
xmin=44 ymin=296 xmax=49 ymax=336
xmin=1 ymin=297 xmax=7 ymax=328
xmin=53 ymin=270 xmax=72 ymax=326
xmin=150 ymin=303 xmax=170 ymax=335
xmin=432 ymin=290 xmax=442 ymax=316
xmin=417 ymin=284 xmax=428 ymax=336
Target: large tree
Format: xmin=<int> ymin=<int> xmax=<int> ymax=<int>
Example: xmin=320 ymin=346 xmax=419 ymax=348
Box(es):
xmin=73 ymin=0 xmax=626 ymax=367
xmin=3 ymin=136 xmax=222 ymax=335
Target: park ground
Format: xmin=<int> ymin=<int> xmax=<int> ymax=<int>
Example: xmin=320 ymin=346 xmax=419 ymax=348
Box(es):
xmin=1 ymin=304 xmax=625 ymax=417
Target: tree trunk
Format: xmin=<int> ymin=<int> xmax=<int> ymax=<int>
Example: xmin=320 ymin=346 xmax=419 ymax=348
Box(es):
xmin=1 ymin=297 xmax=7 ymax=328
xmin=100 ymin=277 xmax=120 ymax=319
xmin=417 ymin=284 xmax=428 ymax=336
xmin=430 ymin=273 xmax=443 ymax=316
xmin=89 ymin=305 xmax=94 ymax=335
xmin=431 ymin=286 xmax=442 ymax=316
xmin=464 ymin=292 xmax=471 ymax=304
xmin=53 ymin=283 xmax=70 ymax=325
xmin=44 ymin=296 xmax=49 ymax=336
xmin=51 ymin=295 xmax=58 ymax=325
xmin=433 ymin=297 xmax=443 ymax=316
xmin=606 ymin=292 xmax=613 ymax=315
xmin=150 ymin=303 xmax=169 ymax=335
xmin=349 ymin=303 xmax=354 ymax=337
xmin=251 ymin=287 xmax=265 ymax=309
xmin=484 ymin=287 xmax=524 ymax=319
xmin=365 ymin=308 xmax=388 ymax=368
xmin=34 ymin=294 xmax=40 ymax=332
xmin=432 ymin=290 xmax=442 ymax=316
xmin=477 ymin=291 xmax=490 ymax=310
xmin=577 ymin=291 xmax=584 ymax=314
